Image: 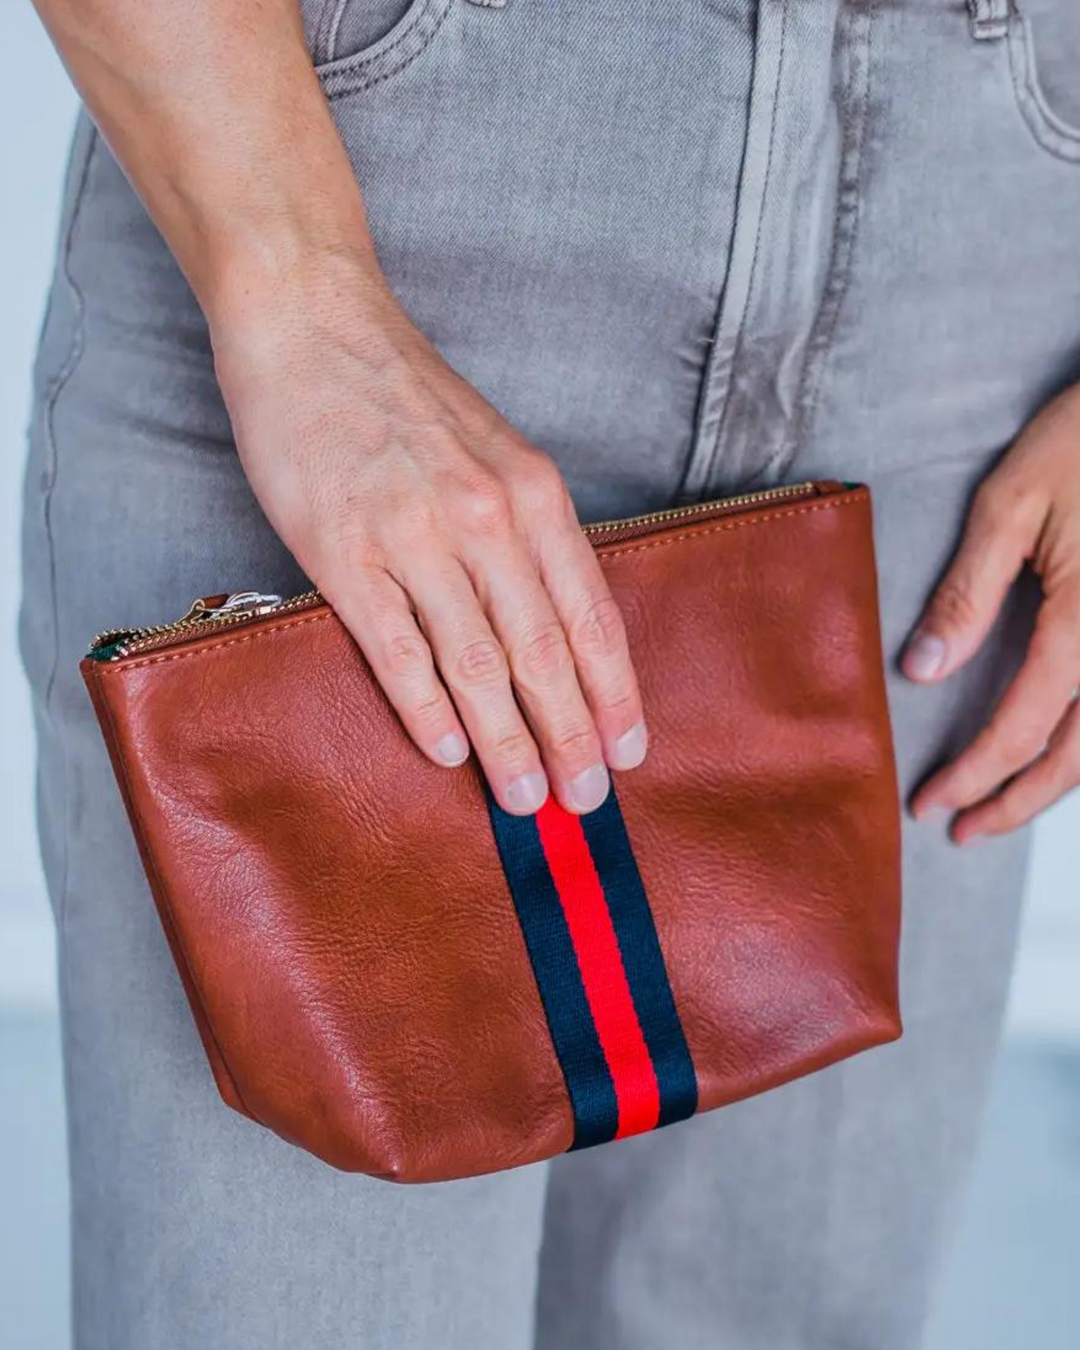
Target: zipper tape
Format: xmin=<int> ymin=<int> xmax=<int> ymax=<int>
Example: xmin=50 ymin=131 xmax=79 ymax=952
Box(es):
xmin=88 ymin=481 xmax=823 ymax=661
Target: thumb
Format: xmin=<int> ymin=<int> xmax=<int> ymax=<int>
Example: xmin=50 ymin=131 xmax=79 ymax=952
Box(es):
xmin=902 ymin=481 xmax=1036 ymax=684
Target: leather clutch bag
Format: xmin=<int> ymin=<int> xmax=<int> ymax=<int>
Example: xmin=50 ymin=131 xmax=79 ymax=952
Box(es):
xmin=82 ymin=479 xmax=901 ymax=1182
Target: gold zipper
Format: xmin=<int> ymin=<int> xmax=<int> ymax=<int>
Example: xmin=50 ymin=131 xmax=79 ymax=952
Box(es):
xmin=581 ymin=480 xmax=816 ymax=544
xmin=88 ymin=480 xmax=820 ymax=662
xmin=89 ymin=590 xmax=322 ymax=661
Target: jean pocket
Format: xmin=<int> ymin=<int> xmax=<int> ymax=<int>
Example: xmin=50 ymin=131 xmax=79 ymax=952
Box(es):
xmin=1006 ymin=2 xmax=1080 ymax=163
xmin=306 ymin=0 xmax=457 ymax=99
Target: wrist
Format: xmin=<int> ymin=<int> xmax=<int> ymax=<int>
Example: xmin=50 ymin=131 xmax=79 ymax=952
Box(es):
xmin=199 ymin=222 xmax=386 ymax=333
xmin=204 ymin=229 xmax=415 ymax=403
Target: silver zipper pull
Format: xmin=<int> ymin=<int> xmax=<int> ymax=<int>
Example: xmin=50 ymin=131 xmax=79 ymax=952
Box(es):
xmin=201 ymin=591 xmax=284 ymax=620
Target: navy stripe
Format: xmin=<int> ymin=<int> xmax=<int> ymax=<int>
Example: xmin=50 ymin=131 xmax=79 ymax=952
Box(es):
xmin=486 ymin=796 xmax=620 ymax=1149
xmin=579 ymin=790 xmax=699 ymax=1127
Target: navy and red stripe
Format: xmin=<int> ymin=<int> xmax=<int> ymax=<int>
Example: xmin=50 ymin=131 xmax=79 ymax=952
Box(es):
xmin=487 ymin=786 xmax=698 ymax=1150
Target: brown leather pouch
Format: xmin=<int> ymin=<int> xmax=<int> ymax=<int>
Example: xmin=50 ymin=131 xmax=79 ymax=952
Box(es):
xmin=82 ymin=480 xmax=901 ymax=1182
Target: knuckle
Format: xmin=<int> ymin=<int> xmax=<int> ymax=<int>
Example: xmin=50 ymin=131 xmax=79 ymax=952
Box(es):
xmin=971 ymin=479 xmax=1008 ymax=528
xmin=491 ymin=729 xmax=535 ymax=767
xmin=594 ymin=685 xmax=639 ymax=720
xmin=548 ymin=722 xmax=600 ymax=761
xmin=929 ymin=578 xmax=982 ymax=633
xmin=454 ymin=637 xmax=509 ymax=686
xmin=515 ymin=453 xmax=570 ymax=517
xmin=456 ymin=475 xmax=512 ymax=535
xmin=573 ymin=594 xmax=627 ymax=657
xmin=974 ymin=477 xmax=1040 ymax=533
xmin=516 ymin=623 xmax=573 ymax=682
xmin=995 ymin=723 xmax=1047 ymax=767
xmin=408 ymin=691 xmax=449 ymax=727
xmin=382 ymin=632 xmax=430 ymax=678
xmin=330 ymin=527 xmax=383 ymax=576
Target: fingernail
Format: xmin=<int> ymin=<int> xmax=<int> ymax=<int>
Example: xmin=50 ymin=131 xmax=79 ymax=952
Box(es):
xmin=609 ymin=721 xmax=648 ymax=771
xmin=569 ymin=763 xmax=610 ymax=814
xmin=505 ymin=771 xmax=548 ymax=815
xmin=903 ymin=631 xmax=947 ymax=682
xmin=436 ymin=732 xmax=469 ymax=767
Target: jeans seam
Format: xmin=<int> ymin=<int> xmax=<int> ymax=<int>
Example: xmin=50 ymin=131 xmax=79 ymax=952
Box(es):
xmin=40 ymin=122 xmax=97 ymax=940
xmin=677 ymin=0 xmax=790 ymax=501
xmin=772 ymin=0 xmax=876 ymax=480
xmin=34 ymin=125 xmax=97 ymax=1319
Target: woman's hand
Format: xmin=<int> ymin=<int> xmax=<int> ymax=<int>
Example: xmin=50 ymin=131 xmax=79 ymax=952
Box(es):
xmin=211 ymin=252 xmax=647 ymax=817
xmin=31 ymin=0 xmax=645 ymax=815
xmin=903 ymin=382 xmax=1080 ymax=842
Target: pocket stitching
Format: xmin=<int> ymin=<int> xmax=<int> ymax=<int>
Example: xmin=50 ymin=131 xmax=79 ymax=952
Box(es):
xmin=317 ymin=0 xmax=453 ymax=100
xmin=1007 ymin=12 xmax=1080 ymax=163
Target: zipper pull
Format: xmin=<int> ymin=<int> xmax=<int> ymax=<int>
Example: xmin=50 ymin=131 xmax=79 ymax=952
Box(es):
xmin=88 ymin=590 xmax=292 ymax=661
xmin=189 ymin=591 xmax=284 ymax=622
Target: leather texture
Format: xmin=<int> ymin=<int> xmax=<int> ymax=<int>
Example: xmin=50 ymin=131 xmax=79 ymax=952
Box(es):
xmin=80 ymin=482 xmax=902 ymax=1183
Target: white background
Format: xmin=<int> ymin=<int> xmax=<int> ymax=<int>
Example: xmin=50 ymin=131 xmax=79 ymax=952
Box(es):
xmin=1 ymin=3 xmax=1077 ymax=1039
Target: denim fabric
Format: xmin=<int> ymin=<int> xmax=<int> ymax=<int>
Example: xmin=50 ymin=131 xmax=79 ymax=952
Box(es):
xmin=20 ymin=2 xmax=1080 ymax=1347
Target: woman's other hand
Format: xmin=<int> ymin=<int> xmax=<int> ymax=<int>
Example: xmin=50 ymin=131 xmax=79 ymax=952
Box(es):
xmin=903 ymin=382 xmax=1080 ymax=841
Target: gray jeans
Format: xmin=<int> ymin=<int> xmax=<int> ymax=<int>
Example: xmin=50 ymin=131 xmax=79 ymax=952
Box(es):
xmin=20 ymin=2 xmax=1080 ymax=1347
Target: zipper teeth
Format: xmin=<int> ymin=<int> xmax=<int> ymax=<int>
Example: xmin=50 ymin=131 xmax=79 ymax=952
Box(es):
xmin=91 ymin=481 xmax=818 ymax=660
xmin=91 ymin=591 xmax=322 ymax=659
xmin=581 ymin=481 xmax=814 ymax=537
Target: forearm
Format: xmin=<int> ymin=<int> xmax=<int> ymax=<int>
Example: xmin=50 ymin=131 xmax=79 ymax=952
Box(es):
xmin=33 ymin=0 xmax=379 ymax=319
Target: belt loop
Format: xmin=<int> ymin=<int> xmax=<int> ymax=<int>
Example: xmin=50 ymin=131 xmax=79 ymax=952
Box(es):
xmin=465 ymin=0 xmax=508 ymax=8
xmin=967 ymin=0 xmax=1011 ymax=41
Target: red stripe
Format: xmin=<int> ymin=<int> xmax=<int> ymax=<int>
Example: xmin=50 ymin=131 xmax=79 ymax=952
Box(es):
xmin=534 ymin=798 xmax=661 ymax=1137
